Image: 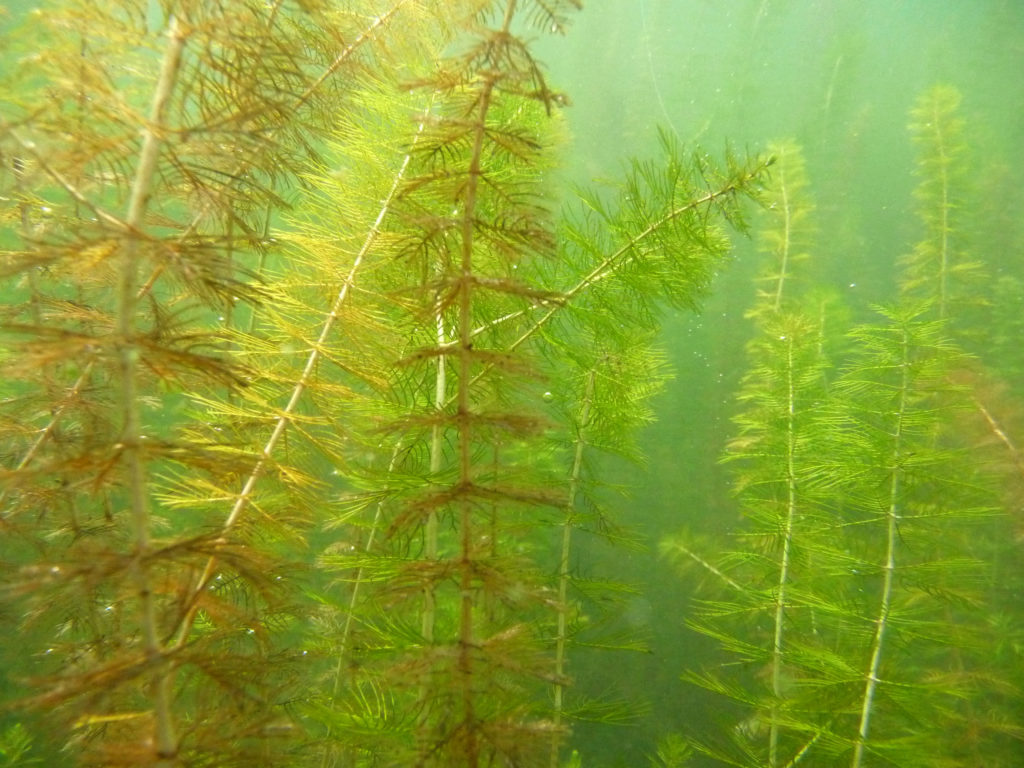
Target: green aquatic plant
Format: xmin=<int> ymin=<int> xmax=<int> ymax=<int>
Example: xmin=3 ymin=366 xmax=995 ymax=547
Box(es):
xmin=823 ymin=303 xmax=995 ymax=768
xmin=285 ymin=38 xmax=769 ymax=768
xmin=660 ymin=140 xmax=835 ymax=768
xmin=0 ymin=724 xmax=38 ymax=768
xmin=0 ymin=0 xmax=458 ymax=764
xmin=661 ymin=127 xmax=1017 ymax=767
xmin=900 ymin=84 xmax=985 ymax=325
xmin=544 ymin=337 xmax=670 ymax=766
xmin=0 ymin=1 xmax=776 ymax=766
xmin=668 ymin=303 xmax=998 ymax=768
xmin=649 ymin=733 xmax=693 ymax=767
xmin=662 ymin=310 xmax=836 ymax=768
xmin=897 ymin=84 xmax=1024 ymax=766
xmin=750 ymin=140 xmax=815 ymax=317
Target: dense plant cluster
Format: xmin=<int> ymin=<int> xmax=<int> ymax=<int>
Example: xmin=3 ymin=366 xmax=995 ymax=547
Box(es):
xmin=0 ymin=2 xmax=768 ymax=766
xmin=663 ymin=91 xmax=1024 ymax=767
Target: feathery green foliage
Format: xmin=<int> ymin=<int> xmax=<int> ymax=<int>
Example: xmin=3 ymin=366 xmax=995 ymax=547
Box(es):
xmin=659 ymin=140 xmax=831 ymax=768
xmin=896 ymin=84 xmax=1024 ymax=767
xmin=0 ymin=1 xmax=472 ymax=764
xmin=0 ymin=724 xmax=38 ymax=768
xmin=661 ymin=122 xmax=1018 ymax=767
xmin=0 ymin=1 xmax=772 ymax=765
xmin=900 ymin=84 xmax=985 ymax=325
xmin=750 ymin=140 xmax=815 ymax=317
xmin=828 ymin=303 xmax=993 ymax=767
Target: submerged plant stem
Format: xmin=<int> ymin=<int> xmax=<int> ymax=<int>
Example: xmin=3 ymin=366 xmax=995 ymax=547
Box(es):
xmin=551 ymin=367 xmax=595 ymax=768
xmin=850 ymin=325 xmax=910 ymax=768
xmin=170 ymin=111 xmax=426 ymax=652
xmin=119 ymin=16 xmax=186 ymax=765
xmin=768 ymin=333 xmax=799 ymax=768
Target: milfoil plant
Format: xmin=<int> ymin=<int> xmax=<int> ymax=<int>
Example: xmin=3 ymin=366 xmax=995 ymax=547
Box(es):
xmin=1 ymin=1 xmax=772 ymax=767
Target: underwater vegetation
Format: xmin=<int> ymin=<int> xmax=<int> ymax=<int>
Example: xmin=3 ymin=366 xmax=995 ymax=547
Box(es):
xmin=0 ymin=2 xmax=1021 ymax=767
xmin=662 ymin=89 xmax=1024 ymax=767
xmin=0 ymin=1 xmax=769 ymax=766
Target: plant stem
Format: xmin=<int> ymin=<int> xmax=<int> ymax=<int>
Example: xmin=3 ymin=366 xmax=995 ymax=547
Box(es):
xmin=170 ymin=108 xmax=426 ymax=651
xmin=424 ymin=296 xmax=447 ymax=643
xmin=769 ymin=332 xmax=799 ymax=768
xmin=119 ymin=15 xmax=185 ymax=765
xmin=551 ymin=367 xmax=596 ymax=768
xmin=455 ymin=65 xmax=492 ymax=768
xmin=771 ymin=161 xmax=793 ymax=313
xmin=850 ymin=324 xmax=910 ymax=768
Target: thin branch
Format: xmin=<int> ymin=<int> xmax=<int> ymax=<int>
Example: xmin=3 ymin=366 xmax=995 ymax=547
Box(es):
xmin=169 ymin=106 xmax=431 ymax=651
xmin=118 ymin=16 xmax=187 ymax=766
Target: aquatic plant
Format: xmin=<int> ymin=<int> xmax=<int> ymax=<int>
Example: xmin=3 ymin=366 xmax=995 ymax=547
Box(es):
xmin=289 ymin=72 xmax=768 ymax=768
xmin=829 ymin=303 xmax=995 ymax=767
xmin=900 ymin=84 xmax=985 ymax=325
xmin=0 ymin=1 xmax=481 ymax=764
xmin=663 ymin=125 xmax=1017 ymax=767
xmin=749 ymin=140 xmax=815 ymax=318
xmin=662 ymin=141 xmax=839 ymax=768
xmin=0 ymin=724 xmax=38 ymax=768
xmin=896 ymin=85 xmax=1024 ymax=767
xmin=1 ymin=2 xmax=772 ymax=766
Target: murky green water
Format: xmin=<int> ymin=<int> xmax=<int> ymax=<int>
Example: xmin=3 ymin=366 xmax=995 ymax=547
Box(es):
xmin=1 ymin=1 xmax=1021 ymax=766
xmin=541 ymin=2 xmax=1024 ymax=764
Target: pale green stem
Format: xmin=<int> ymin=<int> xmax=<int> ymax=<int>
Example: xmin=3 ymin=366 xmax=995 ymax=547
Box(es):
xmin=455 ymin=72 xmax=490 ymax=768
xmin=411 ymin=299 xmax=445 ymax=750
xmin=170 ymin=108 xmax=427 ymax=651
xmin=423 ymin=299 xmax=446 ymax=643
xmin=550 ymin=368 xmax=595 ymax=768
xmin=664 ymin=540 xmax=745 ymax=593
xmin=973 ymin=396 xmax=1024 ymax=477
xmin=781 ymin=728 xmax=824 ymax=768
xmin=771 ymin=160 xmax=792 ymax=313
xmin=768 ymin=332 xmax=798 ymax=768
xmin=850 ymin=327 xmax=910 ymax=768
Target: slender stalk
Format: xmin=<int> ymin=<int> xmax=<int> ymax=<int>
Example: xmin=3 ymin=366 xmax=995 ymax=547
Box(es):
xmin=550 ymin=368 xmax=595 ymax=768
xmin=170 ymin=112 xmax=426 ymax=649
xmin=411 ymin=295 xmax=446 ymax=757
xmin=461 ymin=157 xmax=773 ymax=352
xmin=782 ymin=728 xmax=825 ymax=768
xmin=662 ymin=539 xmax=745 ymax=593
xmin=850 ymin=326 xmax=910 ymax=768
xmin=424 ymin=305 xmax=446 ymax=643
xmin=455 ymin=66 xmax=492 ymax=768
xmin=972 ymin=396 xmax=1024 ymax=478
xmin=768 ymin=332 xmax=799 ymax=768
xmin=451 ymin=6 xmax=518 ymax=764
xmin=771 ymin=161 xmax=793 ymax=313
xmin=118 ymin=16 xmax=186 ymax=765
